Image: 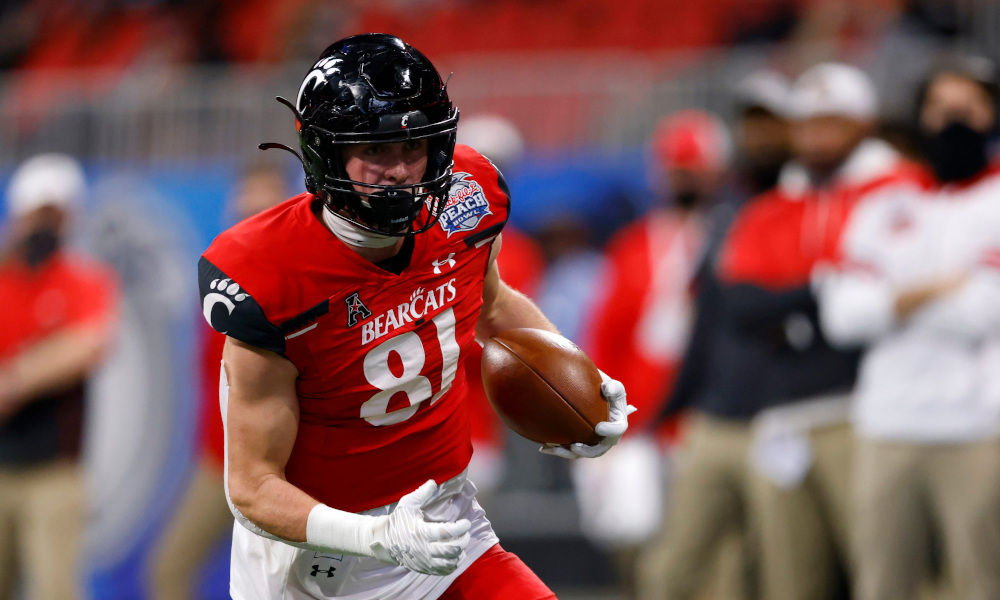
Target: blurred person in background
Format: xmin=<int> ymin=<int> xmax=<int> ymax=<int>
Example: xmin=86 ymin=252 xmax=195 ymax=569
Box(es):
xmin=455 ymin=114 xmax=545 ymax=505
xmin=534 ymin=214 xmax=606 ymax=343
xmin=817 ymin=57 xmax=1000 ymax=600
xmin=637 ymin=72 xmax=792 ymax=600
xmin=454 ymin=116 xmax=544 ymax=302
xmin=584 ymin=110 xmax=733 ymax=598
xmin=148 ymin=160 xmax=290 ymax=600
xmin=734 ymin=70 xmax=794 ymax=197
xmin=0 ymin=154 xmax=119 ymax=600
xmin=589 ymin=110 xmax=732 ymax=433
xmin=717 ymin=63 xmax=926 ymax=600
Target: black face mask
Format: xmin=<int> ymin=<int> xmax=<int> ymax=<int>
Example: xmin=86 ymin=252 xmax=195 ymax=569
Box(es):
xmin=673 ymin=189 xmax=701 ymax=210
xmin=744 ymin=160 xmax=784 ymax=194
xmin=21 ymin=227 xmax=61 ymax=268
xmin=923 ymin=121 xmax=992 ymax=184
xmin=752 ymin=164 xmax=782 ymax=194
xmin=739 ymin=150 xmax=790 ymax=195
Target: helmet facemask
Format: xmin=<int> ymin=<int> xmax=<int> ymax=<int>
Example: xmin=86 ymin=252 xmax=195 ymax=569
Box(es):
xmin=302 ymin=109 xmax=459 ymax=236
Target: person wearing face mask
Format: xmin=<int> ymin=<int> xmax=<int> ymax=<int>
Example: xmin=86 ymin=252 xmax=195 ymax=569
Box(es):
xmin=589 ymin=110 xmax=732 ymax=444
xmin=734 ymin=70 xmax=794 ymax=197
xmin=716 ymin=63 xmax=928 ymax=600
xmin=816 ymin=57 xmax=1000 ymax=600
xmin=635 ymin=74 xmax=791 ymax=600
xmin=584 ymin=110 xmax=733 ymax=597
xmin=0 ymin=154 xmax=119 ymax=599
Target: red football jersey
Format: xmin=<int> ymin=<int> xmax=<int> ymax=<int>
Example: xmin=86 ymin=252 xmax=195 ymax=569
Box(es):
xmin=199 ymin=145 xmax=510 ymax=513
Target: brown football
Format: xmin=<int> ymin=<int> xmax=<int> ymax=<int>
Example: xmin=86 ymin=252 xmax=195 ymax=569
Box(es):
xmin=481 ymin=328 xmax=606 ymax=446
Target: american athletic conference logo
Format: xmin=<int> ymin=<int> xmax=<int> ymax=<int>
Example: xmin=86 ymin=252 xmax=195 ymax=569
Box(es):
xmin=345 ymin=292 xmax=372 ymax=328
xmin=437 ymin=172 xmax=492 ymax=237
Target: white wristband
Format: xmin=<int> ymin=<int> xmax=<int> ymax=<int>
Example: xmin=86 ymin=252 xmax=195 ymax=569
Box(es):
xmin=306 ymin=503 xmax=382 ymax=557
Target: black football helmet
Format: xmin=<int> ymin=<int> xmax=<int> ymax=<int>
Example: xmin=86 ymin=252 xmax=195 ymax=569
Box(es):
xmin=262 ymin=33 xmax=459 ymax=236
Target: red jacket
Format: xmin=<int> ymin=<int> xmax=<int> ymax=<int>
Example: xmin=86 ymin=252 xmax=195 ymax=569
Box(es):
xmin=720 ymin=139 xmax=931 ymax=289
xmin=586 ymin=209 xmax=704 ymax=431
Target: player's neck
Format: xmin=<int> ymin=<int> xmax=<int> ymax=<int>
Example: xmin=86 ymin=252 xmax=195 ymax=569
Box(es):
xmin=318 ymin=203 xmax=405 ymax=263
xmin=349 ymin=239 xmax=406 ymax=263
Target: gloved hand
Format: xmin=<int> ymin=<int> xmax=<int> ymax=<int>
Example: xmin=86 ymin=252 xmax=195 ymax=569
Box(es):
xmin=539 ymin=370 xmax=636 ymax=459
xmin=368 ymin=480 xmax=472 ymax=575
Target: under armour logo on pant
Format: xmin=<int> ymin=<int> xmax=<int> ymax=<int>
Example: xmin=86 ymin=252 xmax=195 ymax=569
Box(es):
xmin=311 ymin=565 xmax=336 ymax=578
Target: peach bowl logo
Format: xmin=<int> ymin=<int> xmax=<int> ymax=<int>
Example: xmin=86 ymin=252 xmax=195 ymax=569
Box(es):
xmin=438 ymin=172 xmax=491 ymax=237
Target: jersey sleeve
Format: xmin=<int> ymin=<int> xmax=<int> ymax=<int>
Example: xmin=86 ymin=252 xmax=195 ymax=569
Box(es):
xmin=476 ymin=159 xmax=511 ymax=243
xmin=198 ymin=256 xmax=286 ymax=354
xmin=492 ymin=162 xmax=511 ymax=221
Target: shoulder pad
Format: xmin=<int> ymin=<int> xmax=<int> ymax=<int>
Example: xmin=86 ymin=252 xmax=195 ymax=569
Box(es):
xmin=440 ymin=145 xmax=511 ymax=244
xmin=198 ymin=257 xmax=285 ymax=354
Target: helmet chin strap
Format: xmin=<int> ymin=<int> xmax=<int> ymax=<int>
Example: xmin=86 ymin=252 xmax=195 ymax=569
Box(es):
xmin=322 ymin=206 xmax=399 ymax=248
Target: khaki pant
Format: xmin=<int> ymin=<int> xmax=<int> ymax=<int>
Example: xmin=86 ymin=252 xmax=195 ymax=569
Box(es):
xmin=749 ymin=423 xmax=853 ymax=600
xmin=637 ymin=413 xmax=756 ymax=600
xmin=149 ymin=460 xmax=233 ymax=600
xmin=853 ymin=437 xmax=1000 ymax=600
xmin=0 ymin=461 xmax=85 ymax=600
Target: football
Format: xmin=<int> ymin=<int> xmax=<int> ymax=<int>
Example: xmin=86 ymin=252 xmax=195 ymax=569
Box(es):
xmin=481 ymin=328 xmax=607 ymax=446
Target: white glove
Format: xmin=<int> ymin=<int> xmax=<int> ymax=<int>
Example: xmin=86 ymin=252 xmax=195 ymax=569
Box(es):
xmin=539 ymin=370 xmax=636 ymax=459
xmin=369 ymin=480 xmax=472 ymax=575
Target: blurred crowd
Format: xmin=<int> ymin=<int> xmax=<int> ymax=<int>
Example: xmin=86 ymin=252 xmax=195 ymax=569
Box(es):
xmin=2 ymin=10 xmax=1000 ymax=600
xmin=0 ymin=0 xmax=978 ymax=73
xmin=570 ymin=54 xmax=1000 ymax=600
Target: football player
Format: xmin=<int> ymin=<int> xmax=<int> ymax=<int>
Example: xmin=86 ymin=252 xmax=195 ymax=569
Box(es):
xmin=198 ymin=34 xmax=633 ymax=600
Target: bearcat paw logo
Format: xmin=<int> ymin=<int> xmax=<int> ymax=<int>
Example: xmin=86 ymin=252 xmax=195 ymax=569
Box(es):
xmin=210 ymin=279 xmax=248 ymax=301
xmin=203 ymin=279 xmax=249 ymax=333
xmin=410 ymin=287 xmax=425 ymax=302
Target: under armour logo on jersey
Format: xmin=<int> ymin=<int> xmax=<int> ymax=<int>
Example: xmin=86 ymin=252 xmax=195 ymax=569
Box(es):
xmin=433 ymin=253 xmax=456 ymax=274
xmin=345 ymin=292 xmax=372 ymax=328
xmin=203 ymin=278 xmax=248 ymax=334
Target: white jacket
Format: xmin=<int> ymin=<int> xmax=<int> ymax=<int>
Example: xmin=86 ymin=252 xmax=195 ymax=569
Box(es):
xmin=817 ymin=167 xmax=1000 ymax=442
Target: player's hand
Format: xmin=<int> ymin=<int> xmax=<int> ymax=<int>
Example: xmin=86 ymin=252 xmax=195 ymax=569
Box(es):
xmin=369 ymin=479 xmax=472 ymax=576
xmin=539 ymin=370 xmax=636 ymax=459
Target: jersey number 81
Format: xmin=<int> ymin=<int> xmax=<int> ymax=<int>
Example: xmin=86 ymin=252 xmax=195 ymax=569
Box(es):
xmin=360 ymin=308 xmax=461 ymax=426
